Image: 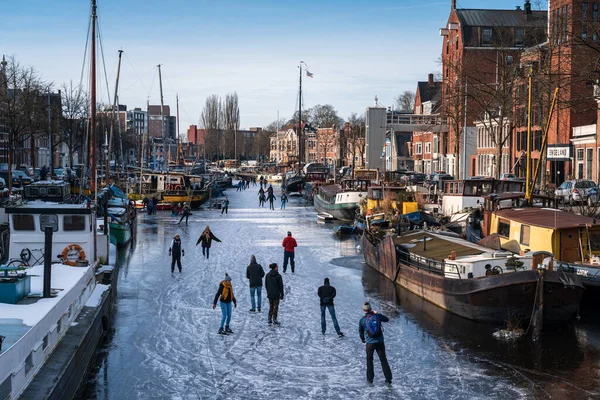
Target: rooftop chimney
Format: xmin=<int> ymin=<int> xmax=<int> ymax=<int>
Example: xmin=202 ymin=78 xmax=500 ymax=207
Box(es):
xmin=451 ymin=0 xmax=456 ymax=9
xmin=428 ymin=73 xmax=434 ymax=85
xmin=524 ymin=0 xmax=532 ymax=15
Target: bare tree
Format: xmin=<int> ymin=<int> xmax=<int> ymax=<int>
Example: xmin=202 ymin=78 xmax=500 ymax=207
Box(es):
xmin=346 ymin=113 xmax=366 ymax=172
xmin=60 ymin=80 xmax=88 ymax=168
xmin=0 ymin=56 xmax=46 ymax=189
xmin=200 ymin=95 xmax=221 ymax=161
xmin=221 ymin=92 xmax=240 ymax=159
xmin=395 ymin=90 xmax=416 ymax=112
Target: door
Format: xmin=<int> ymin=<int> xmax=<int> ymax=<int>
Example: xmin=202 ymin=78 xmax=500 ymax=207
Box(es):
xmin=560 ymin=229 xmax=581 ymax=263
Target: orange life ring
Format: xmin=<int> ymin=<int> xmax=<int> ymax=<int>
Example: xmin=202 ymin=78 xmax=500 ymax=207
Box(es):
xmin=174 ymin=185 xmax=183 ymax=191
xmin=61 ymin=244 xmax=86 ymax=266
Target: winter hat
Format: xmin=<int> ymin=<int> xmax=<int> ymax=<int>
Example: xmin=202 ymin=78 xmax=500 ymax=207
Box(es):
xmin=225 ymin=273 xmax=232 ymax=282
xmin=287 ymin=231 xmax=292 ymax=236
xmin=324 ymin=278 xmax=330 ymax=285
xmin=363 ymin=302 xmax=372 ymax=312
xmin=250 ymin=255 xmax=256 ymax=263
xmin=269 ymin=263 xmax=278 ymax=270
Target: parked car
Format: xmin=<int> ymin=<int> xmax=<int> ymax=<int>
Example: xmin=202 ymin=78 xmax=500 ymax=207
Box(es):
xmin=499 ymin=173 xmax=518 ymax=180
xmin=0 ymin=170 xmax=34 ymax=188
xmin=16 ymin=165 xmax=34 ymax=177
xmin=53 ymin=168 xmax=65 ymax=179
xmin=554 ymin=179 xmax=596 ymax=204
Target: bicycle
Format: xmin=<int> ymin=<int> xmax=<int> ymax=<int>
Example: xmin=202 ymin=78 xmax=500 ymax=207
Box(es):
xmin=6 ymin=248 xmax=45 ymax=268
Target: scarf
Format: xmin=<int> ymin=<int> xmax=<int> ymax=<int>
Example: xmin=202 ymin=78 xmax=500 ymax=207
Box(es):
xmin=221 ymin=281 xmax=233 ymax=301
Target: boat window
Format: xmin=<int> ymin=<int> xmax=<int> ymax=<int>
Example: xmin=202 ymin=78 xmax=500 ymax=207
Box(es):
xmin=371 ymin=189 xmax=382 ymax=200
xmin=464 ymin=182 xmax=477 ymax=195
xmin=26 ymin=187 xmax=39 ymax=197
xmin=479 ymin=182 xmax=493 ymax=195
xmin=40 ymin=214 xmax=59 ymax=232
xmin=13 ymin=214 xmax=35 ymax=231
xmin=589 ymin=231 xmax=600 ymax=251
xmin=520 ymin=225 xmax=531 ymax=245
xmin=64 ymin=215 xmax=86 ymax=231
xmin=498 ymin=218 xmax=511 ymax=238
xmin=48 ymin=186 xmax=61 ymax=196
xmin=457 ymin=182 xmax=464 ymax=194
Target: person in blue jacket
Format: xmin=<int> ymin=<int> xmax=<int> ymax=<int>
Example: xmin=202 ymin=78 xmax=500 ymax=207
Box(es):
xmin=359 ymin=302 xmax=392 ymax=385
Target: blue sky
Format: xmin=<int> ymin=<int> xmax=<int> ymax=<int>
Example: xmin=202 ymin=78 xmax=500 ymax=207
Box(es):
xmin=1 ymin=0 xmax=546 ymax=134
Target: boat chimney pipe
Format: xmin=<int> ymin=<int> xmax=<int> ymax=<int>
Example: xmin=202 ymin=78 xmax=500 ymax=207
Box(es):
xmin=43 ymin=226 xmax=53 ymax=298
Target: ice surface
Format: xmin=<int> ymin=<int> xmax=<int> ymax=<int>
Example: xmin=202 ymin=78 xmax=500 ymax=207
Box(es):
xmin=79 ymin=182 xmax=600 ymax=400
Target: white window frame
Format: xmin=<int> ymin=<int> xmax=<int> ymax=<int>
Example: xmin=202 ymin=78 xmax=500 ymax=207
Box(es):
xmin=425 ymin=142 xmax=431 ymax=154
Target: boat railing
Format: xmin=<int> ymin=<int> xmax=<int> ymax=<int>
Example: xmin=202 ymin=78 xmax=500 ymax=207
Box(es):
xmin=443 ymin=263 xmax=462 ymax=279
xmin=406 ymin=253 xmax=446 ymax=277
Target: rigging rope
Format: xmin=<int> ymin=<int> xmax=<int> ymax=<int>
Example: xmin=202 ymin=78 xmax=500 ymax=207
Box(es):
xmin=79 ymin=12 xmax=91 ymax=90
xmin=96 ymin=15 xmax=112 ymax=105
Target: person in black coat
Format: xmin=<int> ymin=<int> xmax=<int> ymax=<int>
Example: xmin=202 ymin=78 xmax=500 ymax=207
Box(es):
xmin=246 ymin=255 xmax=265 ymax=312
xmin=264 ymin=263 xmax=284 ymax=325
xmin=318 ymin=278 xmax=343 ymax=337
xmin=196 ymin=225 xmax=222 ymax=259
xmin=178 ymin=203 xmax=191 ymax=224
xmin=168 ymin=234 xmax=184 ymax=274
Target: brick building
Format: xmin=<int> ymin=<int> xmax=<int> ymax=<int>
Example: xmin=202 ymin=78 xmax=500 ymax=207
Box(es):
xmin=411 ymin=74 xmax=442 ymax=174
xmin=440 ymin=0 xmax=547 ymax=178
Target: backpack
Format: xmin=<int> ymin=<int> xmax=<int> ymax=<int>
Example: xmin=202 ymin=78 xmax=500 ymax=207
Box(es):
xmin=365 ymin=313 xmax=382 ymax=338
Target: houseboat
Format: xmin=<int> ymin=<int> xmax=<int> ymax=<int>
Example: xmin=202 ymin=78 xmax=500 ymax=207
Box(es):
xmin=314 ymin=178 xmax=370 ymax=221
xmin=129 ymin=171 xmax=209 ymax=208
xmin=361 ymin=228 xmax=584 ymax=326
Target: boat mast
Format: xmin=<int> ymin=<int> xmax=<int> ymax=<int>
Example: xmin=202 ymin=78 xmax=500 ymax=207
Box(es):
xmin=176 ymin=93 xmax=180 ymax=167
xmin=298 ymin=61 xmax=303 ymax=173
xmin=108 ymin=49 xmax=123 ymax=182
xmin=90 ymin=0 xmax=97 ymax=195
xmin=525 ymin=65 xmax=532 ymax=202
xmin=158 ymin=64 xmax=165 ymax=170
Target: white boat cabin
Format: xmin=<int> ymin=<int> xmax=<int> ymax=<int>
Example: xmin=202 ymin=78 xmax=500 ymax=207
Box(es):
xmin=6 ymin=203 xmax=96 ymax=265
xmin=442 ymin=178 xmax=525 ymax=216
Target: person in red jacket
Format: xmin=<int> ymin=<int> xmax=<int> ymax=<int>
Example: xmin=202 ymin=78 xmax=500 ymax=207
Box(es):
xmin=282 ymin=231 xmax=298 ymax=273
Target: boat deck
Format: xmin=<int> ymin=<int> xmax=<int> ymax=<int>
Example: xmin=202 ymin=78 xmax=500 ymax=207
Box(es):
xmin=0 ymin=263 xmax=93 ymax=353
xmin=393 ymin=231 xmax=487 ymax=261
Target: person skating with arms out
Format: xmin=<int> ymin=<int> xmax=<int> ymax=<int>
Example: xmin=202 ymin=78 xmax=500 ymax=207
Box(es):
xmin=358 ymin=302 xmax=392 ymax=385
xmin=196 ymin=225 xmax=222 ymax=259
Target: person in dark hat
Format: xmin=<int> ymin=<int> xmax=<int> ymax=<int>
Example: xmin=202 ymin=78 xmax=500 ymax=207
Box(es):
xmin=317 ymin=278 xmax=343 ymax=337
xmin=281 ymin=231 xmax=298 ymax=273
xmin=178 ymin=202 xmax=191 ymax=224
xmin=246 ymin=255 xmax=265 ymax=312
xmin=168 ymin=233 xmax=184 ymax=274
xmin=212 ymin=273 xmax=237 ymax=335
xmin=359 ymin=302 xmax=392 ymax=385
xmin=264 ymin=263 xmax=284 ymax=325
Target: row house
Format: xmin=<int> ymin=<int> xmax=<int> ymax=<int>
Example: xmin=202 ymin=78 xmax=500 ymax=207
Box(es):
xmin=342 ymin=122 xmax=365 ymax=169
xmin=474 ymin=115 xmax=511 ymax=177
xmin=440 ymin=0 xmax=547 ymax=178
xmin=305 ymin=127 xmax=338 ymax=165
xmin=127 ymin=107 xmax=147 ymax=136
xmin=411 ymin=74 xmax=442 ymax=174
xmin=148 ymin=105 xmax=176 ymax=139
xmin=270 ymin=127 xmax=299 ymax=165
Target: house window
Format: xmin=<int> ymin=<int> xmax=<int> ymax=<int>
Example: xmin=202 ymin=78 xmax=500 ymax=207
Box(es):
xmin=583 ymin=3 xmax=589 ymax=38
xmin=515 ymin=28 xmax=524 ymax=46
xmin=498 ymin=219 xmax=511 ymax=238
xmin=594 ymin=4 xmax=599 ymax=40
xmin=587 ymin=148 xmax=593 ymax=179
xmin=578 ymin=148 xmax=585 ymax=161
xmin=482 ymin=27 xmax=492 ymax=45
xmin=415 ymin=143 xmax=422 ymax=155
xmin=433 ymin=136 xmax=439 ymax=154
xmin=425 ymin=142 xmax=431 ymax=154
xmin=520 ymin=225 xmax=531 ymax=245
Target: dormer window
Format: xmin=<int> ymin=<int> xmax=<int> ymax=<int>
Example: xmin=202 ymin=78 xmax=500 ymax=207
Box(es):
xmin=482 ymin=27 xmax=492 ymax=46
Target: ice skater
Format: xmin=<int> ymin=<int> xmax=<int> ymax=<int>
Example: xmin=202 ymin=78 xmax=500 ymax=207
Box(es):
xmin=267 ymin=191 xmax=276 ymax=210
xmin=258 ymin=187 xmax=266 ymax=207
xmin=212 ymin=273 xmax=237 ymax=334
xmin=280 ymin=192 xmax=288 ymax=209
xmin=265 ymin=263 xmax=284 ymax=325
xmin=168 ymin=234 xmax=184 ymax=274
xmin=196 ymin=225 xmax=222 ymax=259
xmin=359 ymin=302 xmax=392 ymax=385
xmin=282 ymin=231 xmax=298 ymax=273
xmin=246 ymin=255 xmax=265 ymax=312
xmin=318 ymin=278 xmax=344 ymax=337
xmin=221 ymin=196 xmax=229 ymax=216
xmin=178 ymin=203 xmax=191 ymax=224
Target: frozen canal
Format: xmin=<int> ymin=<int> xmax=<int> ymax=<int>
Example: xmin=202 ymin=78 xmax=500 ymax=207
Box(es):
xmin=79 ymin=182 xmax=600 ymax=399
